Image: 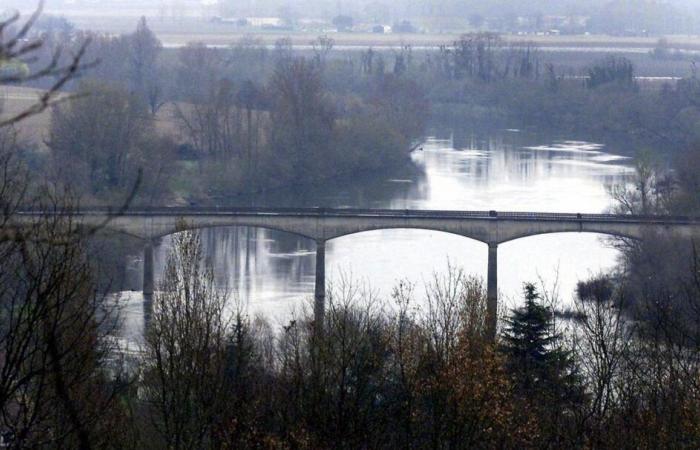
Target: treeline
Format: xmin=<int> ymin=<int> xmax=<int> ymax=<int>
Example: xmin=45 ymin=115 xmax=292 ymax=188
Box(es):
xmin=19 ymin=19 xmax=700 ymax=202
xmin=13 ymin=19 xmax=427 ymax=205
xmin=403 ymin=33 xmax=700 ymax=156
xmin=204 ymin=31 xmax=698 ymax=158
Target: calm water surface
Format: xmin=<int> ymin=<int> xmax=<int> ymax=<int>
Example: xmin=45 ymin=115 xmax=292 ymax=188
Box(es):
xmin=117 ymin=128 xmax=634 ymax=344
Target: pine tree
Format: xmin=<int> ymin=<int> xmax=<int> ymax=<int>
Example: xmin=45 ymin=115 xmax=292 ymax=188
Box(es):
xmin=500 ymin=283 xmax=586 ymax=446
xmin=500 ymin=283 xmax=583 ymax=403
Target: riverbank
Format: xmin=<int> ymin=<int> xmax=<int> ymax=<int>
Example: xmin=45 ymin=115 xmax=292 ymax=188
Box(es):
xmin=427 ymin=72 xmax=697 ymax=160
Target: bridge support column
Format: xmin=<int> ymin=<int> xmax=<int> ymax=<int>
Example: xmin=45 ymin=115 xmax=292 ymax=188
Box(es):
xmin=143 ymin=240 xmax=156 ymax=330
xmin=143 ymin=240 xmax=155 ymax=335
xmin=487 ymin=243 xmax=498 ymax=340
xmin=314 ymin=240 xmax=326 ymax=330
xmin=143 ymin=242 xmax=155 ymax=296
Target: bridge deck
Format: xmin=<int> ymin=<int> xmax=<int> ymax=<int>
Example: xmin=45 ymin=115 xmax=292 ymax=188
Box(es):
xmin=22 ymin=207 xmax=700 ymax=225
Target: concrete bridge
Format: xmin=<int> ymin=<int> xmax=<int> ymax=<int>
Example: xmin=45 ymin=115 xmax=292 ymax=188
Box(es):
xmin=15 ymin=207 xmax=700 ymax=337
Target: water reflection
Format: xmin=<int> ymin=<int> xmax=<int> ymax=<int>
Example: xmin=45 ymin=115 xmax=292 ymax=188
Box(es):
xmin=118 ymin=128 xmax=633 ymax=341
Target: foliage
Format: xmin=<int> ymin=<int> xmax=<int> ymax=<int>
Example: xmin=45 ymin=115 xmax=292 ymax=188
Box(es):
xmin=501 ymin=283 xmax=586 ymax=446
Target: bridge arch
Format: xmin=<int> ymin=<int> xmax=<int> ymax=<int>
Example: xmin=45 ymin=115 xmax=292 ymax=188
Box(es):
xmin=108 ymin=221 xmax=318 ymax=242
xmin=497 ymin=228 xmax=641 ymax=245
xmin=325 ymin=226 xmax=489 ymax=244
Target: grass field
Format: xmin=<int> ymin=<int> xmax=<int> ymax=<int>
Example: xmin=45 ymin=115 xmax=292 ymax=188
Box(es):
xmin=0 ymin=86 xmax=184 ymax=148
xmin=0 ymin=86 xmax=52 ymax=145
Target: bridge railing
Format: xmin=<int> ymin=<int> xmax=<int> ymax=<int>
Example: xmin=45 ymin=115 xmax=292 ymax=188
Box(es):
xmin=15 ymin=207 xmax=700 ymax=224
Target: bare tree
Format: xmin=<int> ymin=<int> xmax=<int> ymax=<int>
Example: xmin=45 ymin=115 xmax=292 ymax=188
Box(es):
xmin=0 ymin=2 xmax=92 ymax=127
xmin=174 ymin=43 xmax=224 ymax=102
xmin=502 ymin=42 xmax=541 ymax=80
xmin=174 ymin=79 xmax=243 ymax=161
xmin=452 ymin=33 xmax=503 ymax=82
xmin=422 ymin=266 xmax=479 ymax=366
xmin=0 ymin=8 xmax=142 ymax=447
xmin=47 ymin=81 xmax=166 ymax=202
xmin=0 ymin=185 xmax=130 ymax=449
xmin=277 ymin=275 xmax=390 ymax=449
xmin=236 ymin=80 xmax=265 ymax=187
xmin=269 ymin=57 xmax=335 ymax=179
xmin=142 ymin=228 xmax=231 ymax=449
xmin=311 ymin=35 xmax=334 ymax=68
xmin=128 ymin=17 xmax=162 ymax=114
xmin=609 ymin=151 xmax=665 ymax=216
xmin=572 ymin=275 xmax=631 ymax=442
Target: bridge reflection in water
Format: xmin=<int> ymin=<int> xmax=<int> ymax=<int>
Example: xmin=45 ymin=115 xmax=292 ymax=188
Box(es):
xmin=17 ymin=207 xmax=700 ymax=338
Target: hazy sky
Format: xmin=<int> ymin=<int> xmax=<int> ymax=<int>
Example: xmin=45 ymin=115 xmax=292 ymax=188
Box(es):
xmin=5 ymin=0 xmax=697 ymax=15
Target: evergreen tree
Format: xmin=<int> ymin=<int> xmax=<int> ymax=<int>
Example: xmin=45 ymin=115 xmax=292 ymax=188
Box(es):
xmin=500 ymin=283 xmax=584 ymax=407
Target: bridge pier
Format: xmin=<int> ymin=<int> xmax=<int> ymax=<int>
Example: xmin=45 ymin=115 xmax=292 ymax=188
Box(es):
xmin=143 ymin=241 xmax=155 ymax=296
xmin=487 ymin=243 xmax=498 ymax=340
xmin=143 ymin=240 xmax=157 ymax=329
xmin=314 ymin=240 xmax=326 ymax=330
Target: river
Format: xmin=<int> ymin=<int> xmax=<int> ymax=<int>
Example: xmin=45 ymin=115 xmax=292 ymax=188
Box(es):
xmin=116 ymin=127 xmax=634 ymax=345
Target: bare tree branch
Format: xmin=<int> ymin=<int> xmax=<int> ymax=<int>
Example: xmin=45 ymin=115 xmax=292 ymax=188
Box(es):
xmin=0 ymin=1 xmax=96 ymax=128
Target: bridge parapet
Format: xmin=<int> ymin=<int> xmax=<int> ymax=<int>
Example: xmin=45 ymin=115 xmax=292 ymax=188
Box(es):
xmin=12 ymin=208 xmax=700 ymax=244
